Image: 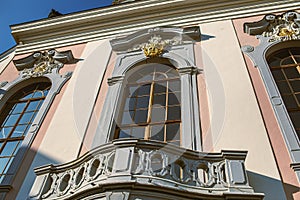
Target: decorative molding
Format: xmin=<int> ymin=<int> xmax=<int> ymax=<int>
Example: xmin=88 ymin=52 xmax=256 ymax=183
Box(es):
xmin=107 ymin=76 xmax=124 ymax=86
xmin=9 ymin=0 xmax=300 ymax=54
xmin=241 ymin=45 xmax=254 ymax=53
xmin=178 ymin=66 xmax=201 ymax=75
xmin=112 ymin=0 xmax=136 ymax=5
xmin=140 ymin=35 xmax=179 ymax=57
xmin=110 ymin=26 xmax=200 ymax=54
xmin=243 ymin=13 xmax=300 ymax=182
xmin=0 ymin=81 xmax=8 ymax=88
xmin=29 ymin=140 xmax=263 ymax=199
xmin=244 ymin=11 xmax=300 ymax=42
xmin=13 ymin=49 xmax=77 ymax=78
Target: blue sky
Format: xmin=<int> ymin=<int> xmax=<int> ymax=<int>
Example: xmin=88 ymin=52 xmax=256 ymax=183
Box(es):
xmin=0 ymin=0 xmax=113 ymax=54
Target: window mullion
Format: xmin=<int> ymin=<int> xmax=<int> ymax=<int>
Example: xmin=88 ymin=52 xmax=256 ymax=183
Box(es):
xmin=145 ymin=82 xmax=154 ymax=140
xmin=288 ymin=50 xmax=300 ymax=74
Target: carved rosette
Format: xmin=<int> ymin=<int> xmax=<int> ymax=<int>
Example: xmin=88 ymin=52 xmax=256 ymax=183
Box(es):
xmin=129 ymin=35 xmax=182 ymax=58
xmin=13 ymin=49 xmax=77 ymax=78
xmin=244 ymin=11 xmax=300 ymax=42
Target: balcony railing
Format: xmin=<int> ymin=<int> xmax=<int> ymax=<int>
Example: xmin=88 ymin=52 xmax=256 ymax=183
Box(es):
xmin=29 ymin=139 xmax=264 ymax=199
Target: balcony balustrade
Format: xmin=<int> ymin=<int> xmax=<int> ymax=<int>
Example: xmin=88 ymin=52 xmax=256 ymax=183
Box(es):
xmin=29 ymin=139 xmax=263 ymax=200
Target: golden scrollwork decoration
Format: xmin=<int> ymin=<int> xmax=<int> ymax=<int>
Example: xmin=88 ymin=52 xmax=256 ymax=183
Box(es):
xmin=129 ymin=35 xmax=181 ymax=58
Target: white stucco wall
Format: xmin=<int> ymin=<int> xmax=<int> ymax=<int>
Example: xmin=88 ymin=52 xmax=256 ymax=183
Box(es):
xmin=200 ymin=20 xmax=285 ymax=199
xmin=17 ymin=40 xmax=112 ymax=199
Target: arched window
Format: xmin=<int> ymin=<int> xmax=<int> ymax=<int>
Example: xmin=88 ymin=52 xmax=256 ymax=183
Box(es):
xmin=114 ymin=63 xmax=181 ymax=145
xmin=267 ymin=47 xmax=300 ymax=138
xmin=0 ymin=82 xmax=51 ymax=181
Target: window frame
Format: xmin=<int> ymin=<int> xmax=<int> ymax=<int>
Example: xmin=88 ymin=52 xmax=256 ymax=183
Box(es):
xmin=0 ymin=54 xmax=73 ymax=189
xmin=243 ymin=37 xmax=300 ymax=180
xmin=114 ymin=62 xmax=182 ymax=146
xmin=92 ymin=42 xmax=202 ymax=151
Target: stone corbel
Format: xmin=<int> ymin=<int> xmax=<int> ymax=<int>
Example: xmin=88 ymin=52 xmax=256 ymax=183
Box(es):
xmin=178 ymin=66 xmax=202 ymax=75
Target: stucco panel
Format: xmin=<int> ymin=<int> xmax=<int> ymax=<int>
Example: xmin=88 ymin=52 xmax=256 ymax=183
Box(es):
xmin=199 ymin=20 xmax=285 ymax=199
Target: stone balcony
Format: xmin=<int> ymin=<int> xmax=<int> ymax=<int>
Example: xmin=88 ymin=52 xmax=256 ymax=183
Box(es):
xmin=29 ymin=139 xmax=264 ymax=200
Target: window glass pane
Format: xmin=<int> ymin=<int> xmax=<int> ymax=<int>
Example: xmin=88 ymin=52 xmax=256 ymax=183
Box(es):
xmin=118 ymin=128 xmax=131 ymax=138
xmin=32 ymin=91 xmax=43 ymax=98
xmin=166 ymin=123 xmax=180 ymax=142
xmin=281 ymin=57 xmax=294 ymax=65
xmin=168 ymin=93 xmax=180 ymax=105
xmin=131 ymin=127 xmax=145 ymax=139
xmin=121 ymin=111 xmax=134 ymax=125
xmin=155 ymin=73 xmax=168 ymax=80
xmin=154 ymin=83 xmax=166 ymax=94
xmin=269 ymin=58 xmax=281 ymax=68
xmin=3 ymin=114 xmax=20 ymax=126
xmin=150 ymin=125 xmax=164 ymax=141
xmin=18 ymin=112 xmax=35 ymax=124
xmin=26 ymin=101 xmax=41 ymax=111
xmin=21 ymin=93 xmax=33 ymax=100
xmin=153 ymin=94 xmax=166 ymax=107
xmin=134 ymin=110 xmax=148 ymax=124
xmin=124 ymin=98 xmax=136 ymax=111
xmin=151 ymin=107 xmax=166 ymax=123
xmin=12 ymin=125 xmax=28 ymax=137
xmin=290 ymin=112 xmax=300 ymax=129
xmin=284 ymin=67 xmax=299 ymax=79
xmin=136 ymin=74 xmax=153 ymax=83
xmin=0 ymin=141 xmax=19 ymax=156
xmin=290 ymin=80 xmax=300 ymax=92
xmin=138 ymin=84 xmax=151 ymax=96
xmin=136 ymin=96 xmax=150 ymax=109
xmin=43 ymin=90 xmax=49 ymax=97
xmin=128 ymin=86 xmax=138 ymax=96
xmin=11 ymin=102 xmax=27 ymax=114
xmin=3 ymin=158 xmax=14 ymax=174
xmin=282 ymin=95 xmax=298 ymax=109
xmin=168 ymin=80 xmax=180 ymax=92
xmin=277 ymin=81 xmax=291 ymax=94
xmin=0 ymin=127 xmax=13 ymax=139
xmin=297 ymin=94 xmax=300 ymax=103
xmin=272 ymin=70 xmax=285 ymax=81
xmin=168 ymin=106 xmax=181 ymax=121
xmin=0 ymin=158 xmax=10 ymax=174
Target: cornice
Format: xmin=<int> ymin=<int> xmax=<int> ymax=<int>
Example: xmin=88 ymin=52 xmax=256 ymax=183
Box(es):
xmin=10 ymin=0 xmax=300 ymax=54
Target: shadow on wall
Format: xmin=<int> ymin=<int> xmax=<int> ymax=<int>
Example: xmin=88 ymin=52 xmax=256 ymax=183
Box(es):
xmin=14 ymin=148 xmax=60 ymax=200
xmin=247 ymin=171 xmax=300 ymax=200
xmin=201 ymin=34 xmax=215 ymax=41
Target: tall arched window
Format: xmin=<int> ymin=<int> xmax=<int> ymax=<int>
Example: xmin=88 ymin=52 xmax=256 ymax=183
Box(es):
xmin=114 ymin=63 xmax=181 ymax=145
xmin=267 ymin=47 xmax=300 ymax=138
xmin=0 ymin=82 xmax=51 ymax=181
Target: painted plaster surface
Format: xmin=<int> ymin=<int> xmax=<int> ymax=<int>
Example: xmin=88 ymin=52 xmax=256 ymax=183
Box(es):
xmin=0 ymin=50 xmax=15 ymax=75
xmin=31 ymin=40 xmax=111 ymax=163
xmin=233 ymin=15 xmax=300 ymax=200
xmin=199 ymin=20 xmax=285 ymax=199
xmin=80 ymin=52 xmax=116 ymax=155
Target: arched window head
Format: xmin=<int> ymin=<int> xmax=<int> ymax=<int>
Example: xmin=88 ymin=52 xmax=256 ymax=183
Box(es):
xmin=115 ymin=62 xmax=181 ymax=145
xmin=0 ymin=81 xmax=51 ymax=181
xmin=267 ymin=47 xmax=300 ymax=137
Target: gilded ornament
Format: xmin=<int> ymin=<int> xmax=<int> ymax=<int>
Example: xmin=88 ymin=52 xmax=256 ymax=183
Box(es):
xmin=143 ymin=42 xmax=164 ymax=58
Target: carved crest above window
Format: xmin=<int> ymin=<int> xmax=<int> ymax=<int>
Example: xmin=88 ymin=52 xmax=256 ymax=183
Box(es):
xmin=244 ymin=11 xmax=300 ymax=42
xmin=13 ymin=49 xmax=77 ymax=78
xmin=110 ymin=26 xmax=201 ymax=57
xmin=133 ymin=35 xmax=181 ymax=58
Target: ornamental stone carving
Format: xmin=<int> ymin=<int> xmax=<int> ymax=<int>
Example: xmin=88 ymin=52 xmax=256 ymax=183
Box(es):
xmin=244 ymin=11 xmax=300 ymax=42
xmin=29 ymin=140 xmax=263 ymax=200
xmin=110 ymin=26 xmax=201 ymax=55
xmin=13 ymin=49 xmax=77 ymax=78
xmin=130 ymin=35 xmax=181 ymax=57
